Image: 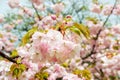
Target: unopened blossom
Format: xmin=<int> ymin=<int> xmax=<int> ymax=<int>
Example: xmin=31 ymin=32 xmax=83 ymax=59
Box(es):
xmin=51 ymin=15 xmax=57 ymax=20
xmin=8 ymin=0 xmax=20 ymax=8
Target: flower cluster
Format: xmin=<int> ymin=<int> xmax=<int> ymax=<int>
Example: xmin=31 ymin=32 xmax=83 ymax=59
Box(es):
xmin=0 ymin=0 xmax=120 ymax=80
xmin=0 ymin=31 xmax=17 ymax=52
xmin=91 ymin=3 xmax=120 ymax=15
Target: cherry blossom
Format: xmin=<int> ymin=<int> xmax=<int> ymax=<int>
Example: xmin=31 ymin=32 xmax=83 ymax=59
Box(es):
xmin=8 ymin=0 xmax=20 ymax=8
xmin=91 ymin=4 xmax=102 ymax=14
xmin=52 ymin=3 xmax=64 ymax=13
xmin=0 ymin=14 xmax=4 ymax=23
xmin=0 ymin=0 xmax=120 ymax=80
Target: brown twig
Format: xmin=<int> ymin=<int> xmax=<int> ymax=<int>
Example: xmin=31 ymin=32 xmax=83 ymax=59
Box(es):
xmin=0 ymin=51 xmax=17 ymax=63
xmin=82 ymin=0 xmax=117 ymax=60
xmin=31 ymin=2 xmax=41 ymax=21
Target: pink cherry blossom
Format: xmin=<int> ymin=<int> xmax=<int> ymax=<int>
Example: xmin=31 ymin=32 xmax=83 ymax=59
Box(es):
xmin=91 ymin=4 xmax=102 ymax=14
xmin=34 ymin=42 xmax=49 ymax=59
xmin=3 ymin=24 xmax=14 ymax=31
xmin=8 ymin=0 xmax=20 ymax=8
xmin=102 ymin=5 xmax=113 ymax=15
xmin=112 ymin=24 xmax=120 ymax=34
xmin=52 ymin=3 xmax=64 ymax=13
xmin=113 ymin=4 xmax=120 ymax=15
xmin=23 ymin=7 xmax=33 ymax=16
xmin=35 ymin=4 xmax=45 ymax=11
xmin=0 ymin=14 xmax=4 ymax=23
xmin=63 ymin=73 xmax=83 ymax=80
xmin=31 ymin=0 xmax=44 ymax=5
xmin=37 ymin=15 xmax=57 ymax=29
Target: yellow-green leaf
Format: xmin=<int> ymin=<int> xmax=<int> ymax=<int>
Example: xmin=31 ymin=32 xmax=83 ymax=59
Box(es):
xmin=35 ymin=67 xmax=49 ymax=80
xmin=16 ymin=58 xmax=22 ymax=64
xmin=86 ymin=17 xmax=98 ymax=24
xmin=11 ymin=50 xmax=18 ymax=58
xmin=40 ymin=66 xmax=48 ymax=72
xmin=10 ymin=63 xmax=27 ymax=79
xmin=92 ymin=0 xmax=98 ymax=4
xmin=73 ymin=23 xmax=90 ymax=39
xmin=69 ymin=26 xmax=82 ymax=35
xmin=19 ymin=64 xmax=27 ymax=71
xmin=35 ymin=71 xmax=49 ymax=80
xmin=0 ymin=33 xmax=3 ymax=38
xmin=73 ymin=69 xmax=92 ymax=80
xmin=13 ymin=68 xmax=19 ymax=77
xmin=21 ymin=27 xmax=37 ymax=46
xmin=10 ymin=64 xmax=17 ymax=72
xmin=61 ymin=62 xmax=69 ymax=68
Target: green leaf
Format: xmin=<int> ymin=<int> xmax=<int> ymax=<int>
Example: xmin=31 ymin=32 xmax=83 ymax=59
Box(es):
xmin=10 ymin=64 xmax=17 ymax=72
xmin=86 ymin=17 xmax=98 ymax=24
xmin=0 ymin=33 xmax=3 ymax=38
xmin=69 ymin=26 xmax=82 ymax=35
xmin=42 ymin=72 xmax=49 ymax=79
xmin=73 ymin=69 xmax=92 ymax=80
xmin=11 ymin=50 xmax=18 ymax=58
xmin=92 ymin=0 xmax=98 ymax=4
xmin=16 ymin=58 xmax=22 ymax=64
xmin=61 ymin=62 xmax=69 ymax=68
xmin=35 ymin=72 xmax=49 ymax=80
xmin=19 ymin=64 xmax=27 ymax=71
xmin=81 ymin=6 xmax=88 ymax=11
xmin=35 ymin=67 xmax=49 ymax=80
xmin=13 ymin=68 xmax=20 ymax=78
xmin=73 ymin=23 xmax=90 ymax=39
xmin=40 ymin=66 xmax=48 ymax=72
xmin=10 ymin=64 xmax=27 ymax=79
xmin=109 ymin=76 xmax=117 ymax=80
xmin=21 ymin=27 xmax=37 ymax=46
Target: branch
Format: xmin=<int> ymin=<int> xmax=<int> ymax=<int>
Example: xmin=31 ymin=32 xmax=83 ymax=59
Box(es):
xmin=82 ymin=0 xmax=117 ymax=60
xmin=0 ymin=51 xmax=17 ymax=63
xmin=31 ymin=2 xmax=41 ymax=21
